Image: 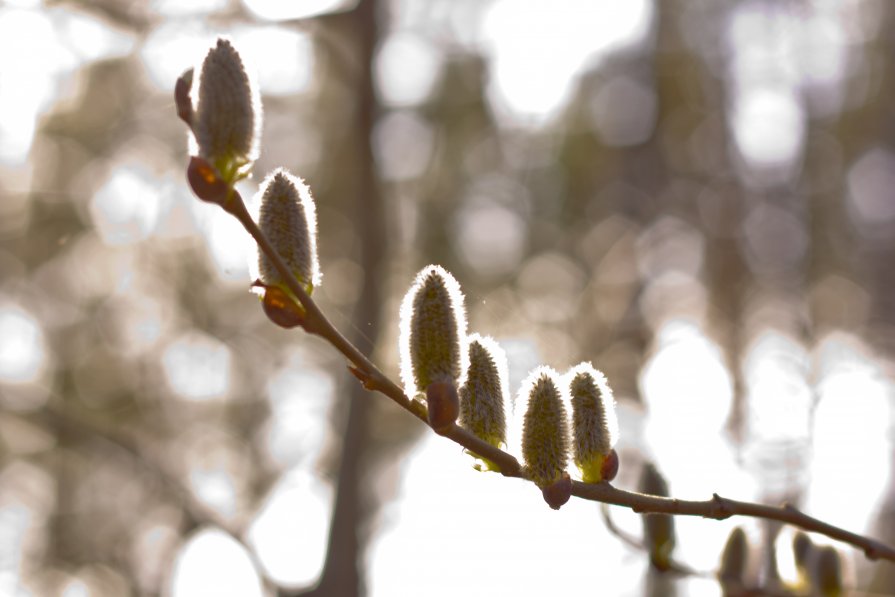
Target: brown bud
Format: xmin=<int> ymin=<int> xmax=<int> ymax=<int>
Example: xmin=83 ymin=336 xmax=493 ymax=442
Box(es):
xmin=600 ymin=448 xmax=619 ymax=482
xmin=175 ymin=68 xmax=194 ymax=126
xmin=426 ymin=380 xmax=459 ymax=435
xmin=187 ymin=156 xmax=230 ymax=204
xmin=260 ymin=284 xmax=305 ymax=329
xmin=541 ymin=472 xmax=572 ymax=510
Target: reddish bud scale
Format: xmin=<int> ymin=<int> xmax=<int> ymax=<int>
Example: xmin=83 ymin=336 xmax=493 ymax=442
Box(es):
xmin=601 ymin=449 xmax=619 ymax=482
xmin=426 ymin=381 xmax=459 ymax=435
xmin=260 ymin=285 xmax=305 ymax=329
xmin=175 ymin=68 xmax=194 ymax=126
xmin=541 ymin=473 xmax=572 ymax=510
xmin=187 ymin=156 xmax=229 ymax=204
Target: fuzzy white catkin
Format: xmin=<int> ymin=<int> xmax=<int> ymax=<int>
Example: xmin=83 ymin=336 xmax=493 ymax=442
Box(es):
xmin=194 ymin=38 xmax=261 ymax=170
xmin=398 ymin=265 xmax=467 ymax=398
xmin=459 ymin=334 xmax=509 ymax=448
xmin=567 ymin=362 xmax=618 ymax=461
xmin=256 ymin=168 xmax=320 ymax=292
xmin=518 ymin=367 xmax=570 ymax=488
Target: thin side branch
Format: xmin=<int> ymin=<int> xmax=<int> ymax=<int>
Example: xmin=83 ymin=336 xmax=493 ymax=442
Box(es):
xmin=220 ymin=189 xmax=895 ymax=563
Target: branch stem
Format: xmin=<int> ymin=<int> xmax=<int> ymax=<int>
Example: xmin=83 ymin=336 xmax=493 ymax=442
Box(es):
xmin=220 ymin=187 xmax=895 ymax=563
xmin=577 ymin=483 xmax=895 ymax=561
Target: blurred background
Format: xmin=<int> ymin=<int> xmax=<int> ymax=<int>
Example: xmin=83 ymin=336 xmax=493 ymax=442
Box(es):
xmin=1 ymin=0 xmax=894 ymax=595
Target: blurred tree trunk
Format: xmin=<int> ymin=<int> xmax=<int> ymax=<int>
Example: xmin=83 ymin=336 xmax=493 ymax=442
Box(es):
xmin=290 ymin=0 xmax=384 ymax=595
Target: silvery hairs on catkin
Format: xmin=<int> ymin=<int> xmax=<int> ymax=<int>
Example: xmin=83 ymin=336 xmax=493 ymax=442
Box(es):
xmin=255 ymin=168 xmax=320 ymax=294
xmin=193 ymin=38 xmax=261 ymax=176
xmin=398 ymin=265 xmax=468 ymax=398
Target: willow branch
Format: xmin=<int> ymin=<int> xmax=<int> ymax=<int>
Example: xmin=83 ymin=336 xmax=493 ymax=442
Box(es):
xmin=225 ymin=193 xmax=523 ymax=477
xmin=218 ymin=190 xmax=895 ymax=563
xmin=577 ymin=483 xmax=895 ymax=562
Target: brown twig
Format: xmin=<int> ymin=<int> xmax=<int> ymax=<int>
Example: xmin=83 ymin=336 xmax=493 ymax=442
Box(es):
xmin=578 ymin=483 xmax=895 ymax=562
xmin=212 ymin=183 xmax=895 ymax=563
xmin=224 ymin=193 xmax=523 ymax=477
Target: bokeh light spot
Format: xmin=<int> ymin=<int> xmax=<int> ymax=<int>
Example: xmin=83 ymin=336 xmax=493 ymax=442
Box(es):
xmin=0 ymin=7 xmax=76 ymax=164
xmin=846 ymin=147 xmax=895 ymax=238
xmin=588 ymin=75 xmax=657 ymax=147
xmin=169 ymin=528 xmax=263 ymax=597
xmin=90 ymin=165 xmax=161 ymax=246
xmin=242 ymin=0 xmax=351 ymax=21
xmin=731 ymin=86 xmax=805 ymax=178
xmin=375 ymin=33 xmax=443 ymax=107
xmin=235 ymin=26 xmax=314 ymax=96
xmin=161 ymin=332 xmax=231 ymax=402
xmin=481 ymin=0 xmax=653 ymax=124
xmin=248 ymin=470 xmax=333 ymax=589
xmin=0 ymin=305 xmax=47 ymax=385
xmin=372 ymin=110 xmax=434 ymax=181
xmin=453 ymin=201 xmax=526 ymax=277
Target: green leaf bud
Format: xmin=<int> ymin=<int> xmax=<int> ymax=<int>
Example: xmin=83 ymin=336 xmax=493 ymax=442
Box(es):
xmin=459 ymin=334 xmax=510 ymax=471
xmin=399 ymin=265 xmax=467 ymax=399
xmin=255 ymin=168 xmax=320 ymax=297
xmin=566 ymin=363 xmax=618 ymax=483
xmin=638 ymin=462 xmax=676 ymax=571
xmin=193 ymin=38 xmax=261 ymax=185
xmin=517 ymin=367 xmax=570 ymax=493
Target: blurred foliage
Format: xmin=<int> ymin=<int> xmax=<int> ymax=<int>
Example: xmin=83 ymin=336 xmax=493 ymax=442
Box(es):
xmin=1 ymin=0 xmax=895 ymax=595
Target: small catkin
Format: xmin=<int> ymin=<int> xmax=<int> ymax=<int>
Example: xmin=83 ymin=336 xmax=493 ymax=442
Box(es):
xmin=567 ymin=363 xmax=618 ymax=483
xmin=398 ymin=265 xmax=467 ymax=398
xmin=813 ymin=546 xmax=843 ymax=597
xmin=718 ymin=526 xmax=748 ymax=585
xmin=793 ymin=532 xmax=814 ymax=576
xmin=194 ymin=38 xmax=261 ymax=180
xmin=459 ymin=334 xmax=509 ymax=450
xmin=256 ymin=168 xmax=320 ymax=294
xmin=639 ymin=462 xmax=676 ymax=571
xmin=519 ymin=367 xmax=570 ymax=489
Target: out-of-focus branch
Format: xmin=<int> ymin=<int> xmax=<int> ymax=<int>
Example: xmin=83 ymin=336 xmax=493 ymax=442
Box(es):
xmin=23 ymin=404 xmax=236 ymax=536
xmin=579 ymin=483 xmax=895 ymax=562
xmin=24 ymin=403 xmax=284 ymax=595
